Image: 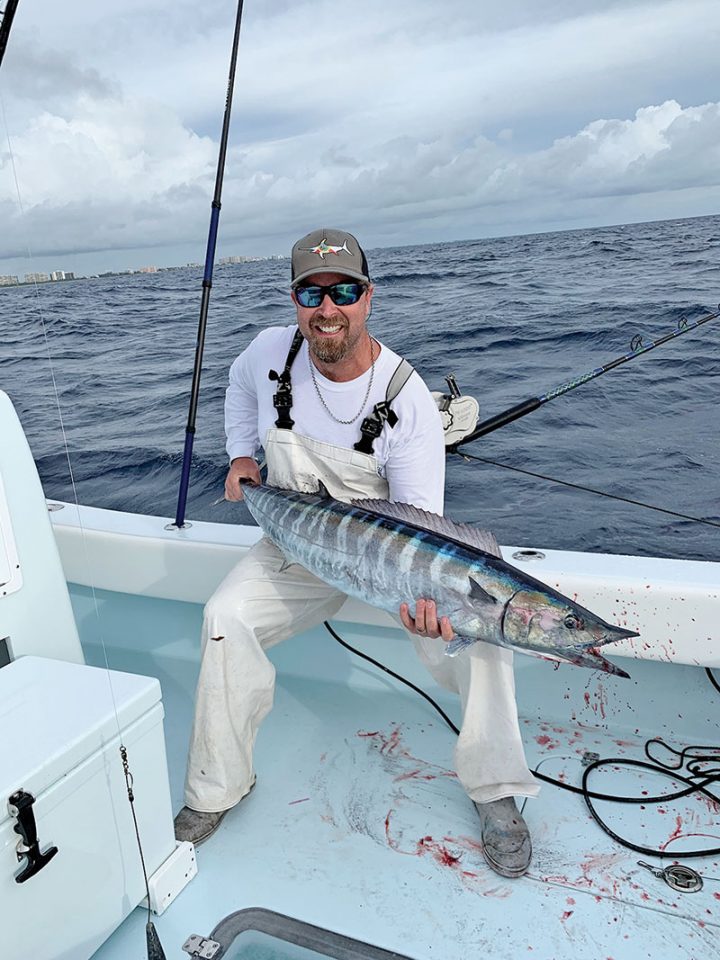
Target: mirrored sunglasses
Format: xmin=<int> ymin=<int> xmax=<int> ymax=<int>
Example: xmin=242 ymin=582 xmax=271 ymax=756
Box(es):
xmin=294 ymin=282 xmax=366 ymax=308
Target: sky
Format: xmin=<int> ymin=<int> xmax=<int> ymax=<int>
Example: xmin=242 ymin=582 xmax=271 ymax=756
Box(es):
xmin=0 ymin=0 xmax=719 ymax=275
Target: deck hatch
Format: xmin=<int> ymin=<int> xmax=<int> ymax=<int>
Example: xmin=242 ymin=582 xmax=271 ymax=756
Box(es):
xmin=193 ymin=908 xmax=416 ymax=960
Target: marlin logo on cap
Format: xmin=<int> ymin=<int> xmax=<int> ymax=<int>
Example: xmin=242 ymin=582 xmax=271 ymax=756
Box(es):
xmin=302 ymin=237 xmax=354 ymax=260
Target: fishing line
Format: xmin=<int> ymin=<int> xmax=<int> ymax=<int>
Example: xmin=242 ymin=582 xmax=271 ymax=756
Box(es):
xmin=0 ymin=93 xmax=124 ymax=698
xmin=452 ymin=449 xmax=720 ymax=531
xmin=325 ymin=623 xmax=720 ymax=858
xmin=1 ymin=80 xmax=163 ymax=960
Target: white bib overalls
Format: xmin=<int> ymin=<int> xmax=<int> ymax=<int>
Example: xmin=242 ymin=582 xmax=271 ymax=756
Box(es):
xmin=184 ymin=428 xmax=538 ymax=812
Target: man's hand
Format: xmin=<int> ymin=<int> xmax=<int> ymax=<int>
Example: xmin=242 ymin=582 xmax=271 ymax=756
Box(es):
xmin=225 ymin=457 xmax=261 ymax=501
xmin=399 ymin=598 xmax=454 ymax=642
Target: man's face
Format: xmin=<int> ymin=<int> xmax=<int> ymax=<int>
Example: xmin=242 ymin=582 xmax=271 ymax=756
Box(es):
xmin=292 ymin=271 xmax=374 ymax=364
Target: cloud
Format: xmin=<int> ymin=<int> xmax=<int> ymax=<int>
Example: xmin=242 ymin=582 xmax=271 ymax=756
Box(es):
xmin=1 ymin=0 xmax=719 ymax=268
xmin=3 ymin=95 xmax=720 ymax=261
xmin=522 ymin=101 xmax=720 ymax=200
xmin=213 ymin=100 xmax=720 ymax=239
xmin=3 ymin=43 xmax=118 ymax=108
xmin=7 ymin=0 xmax=719 ymax=140
xmin=0 ymin=90 xmax=216 ymax=257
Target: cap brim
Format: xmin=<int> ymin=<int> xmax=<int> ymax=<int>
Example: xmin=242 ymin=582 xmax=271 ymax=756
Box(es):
xmin=292 ymin=265 xmax=369 ymax=287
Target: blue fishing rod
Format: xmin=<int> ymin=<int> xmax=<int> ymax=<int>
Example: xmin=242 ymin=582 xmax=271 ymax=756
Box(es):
xmin=174 ymin=0 xmax=246 ymax=528
xmin=448 ymin=305 xmax=720 ymax=452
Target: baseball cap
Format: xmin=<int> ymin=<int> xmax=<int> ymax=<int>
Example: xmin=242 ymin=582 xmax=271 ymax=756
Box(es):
xmin=291 ymin=228 xmax=370 ymax=287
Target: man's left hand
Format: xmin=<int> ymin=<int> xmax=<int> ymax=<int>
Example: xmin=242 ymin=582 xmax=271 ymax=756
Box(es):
xmin=399 ymin=599 xmax=454 ymax=642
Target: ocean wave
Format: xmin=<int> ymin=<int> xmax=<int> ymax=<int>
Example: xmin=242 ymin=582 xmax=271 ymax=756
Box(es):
xmin=3 ymin=212 xmax=719 ymax=560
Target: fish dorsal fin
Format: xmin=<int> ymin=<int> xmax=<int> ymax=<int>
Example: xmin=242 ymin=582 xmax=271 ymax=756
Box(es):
xmin=351 ymin=498 xmax=501 ymax=556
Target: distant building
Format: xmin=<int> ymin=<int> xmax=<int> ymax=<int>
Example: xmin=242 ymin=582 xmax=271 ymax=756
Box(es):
xmin=138 ymin=266 xmax=158 ymax=274
xmin=24 ymin=272 xmax=50 ymax=283
xmin=0 ymin=275 xmax=19 ymax=286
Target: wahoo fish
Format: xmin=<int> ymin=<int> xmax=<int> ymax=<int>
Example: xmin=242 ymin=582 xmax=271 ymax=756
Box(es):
xmin=241 ymin=482 xmax=637 ymax=677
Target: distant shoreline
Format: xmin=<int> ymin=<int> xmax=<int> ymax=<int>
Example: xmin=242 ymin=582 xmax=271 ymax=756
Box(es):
xmin=0 ymin=257 xmax=288 ymax=290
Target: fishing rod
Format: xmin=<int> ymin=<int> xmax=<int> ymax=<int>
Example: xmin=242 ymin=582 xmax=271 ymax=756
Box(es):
xmin=0 ymin=0 xmax=20 ymax=70
xmin=173 ymin=0 xmax=246 ymax=528
xmin=448 ymin=305 xmax=720 ymax=452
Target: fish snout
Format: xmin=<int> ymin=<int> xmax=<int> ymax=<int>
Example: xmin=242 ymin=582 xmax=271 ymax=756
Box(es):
xmin=606 ymin=624 xmax=640 ymax=641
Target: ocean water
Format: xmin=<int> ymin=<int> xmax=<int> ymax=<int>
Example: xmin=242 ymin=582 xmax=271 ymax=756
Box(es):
xmin=1 ymin=214 xmax=718 ymax=562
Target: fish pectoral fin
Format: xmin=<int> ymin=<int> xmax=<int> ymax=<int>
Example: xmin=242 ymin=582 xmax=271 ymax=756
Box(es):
xmin=468 ymin=577 xmax=497 ymax=604
xmin=316 ymin=480 xmax=331 ymax=499
xmin=278 ymin=558 xmax=295 ymax=574
xmin=444 ymin=634 xmax=477 ymax=657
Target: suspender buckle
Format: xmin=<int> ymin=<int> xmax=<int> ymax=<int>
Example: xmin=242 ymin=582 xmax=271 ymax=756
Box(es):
xmin=360 ymin=416 xmax=383 ymax=439
xmin=270 ymin=329 xmax=305 ymax=430
xmin=354 ymin=414 xmax=383 ymax=454
xmin=374 ymin=401 xmax=398 ymax=428
xmin=272 ymin=383 xmax=291 ymax=405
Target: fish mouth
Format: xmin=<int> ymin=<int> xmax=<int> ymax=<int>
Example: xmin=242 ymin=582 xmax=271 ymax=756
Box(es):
xmin=581 ymin=646 xmax=632 ymax=678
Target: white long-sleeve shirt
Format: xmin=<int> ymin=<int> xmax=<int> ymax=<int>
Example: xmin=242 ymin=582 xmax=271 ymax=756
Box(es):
xmin=225 ymin=325 xmax=445 ymax=514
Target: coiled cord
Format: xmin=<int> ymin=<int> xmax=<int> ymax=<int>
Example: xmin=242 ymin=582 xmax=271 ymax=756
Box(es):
xmin=325 ymin=621 xmax=720 ymax=858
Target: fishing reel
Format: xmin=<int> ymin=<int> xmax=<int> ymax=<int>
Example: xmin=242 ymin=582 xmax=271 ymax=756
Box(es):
xmin=431 ymin=375 xmax=480 ymax=448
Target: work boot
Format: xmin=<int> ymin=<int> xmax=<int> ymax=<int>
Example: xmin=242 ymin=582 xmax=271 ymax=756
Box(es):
xmin=474 ymin=796 xmax=532 ymax=878
xmin=174 ymin=777 xmax=256 ymax=845
xmin=173 ymin=807 xmax=228 ymax=845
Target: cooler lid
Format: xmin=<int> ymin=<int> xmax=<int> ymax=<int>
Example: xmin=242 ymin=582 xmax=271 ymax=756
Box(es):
xmin=0 ymin=656 xmax=162 ymax=817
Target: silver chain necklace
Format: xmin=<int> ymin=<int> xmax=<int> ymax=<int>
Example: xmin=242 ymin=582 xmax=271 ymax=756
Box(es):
xmin=308 ymin=339 xmax=376 ymax=425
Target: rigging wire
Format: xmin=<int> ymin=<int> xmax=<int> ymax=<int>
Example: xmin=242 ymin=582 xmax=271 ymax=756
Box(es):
xmin=1 ymin=68 xmax=165 ymax=960
xmin=325 ymin=622 xmax=720 ymax=859
xmin=452 ymin=449 xmax=720 ymax=531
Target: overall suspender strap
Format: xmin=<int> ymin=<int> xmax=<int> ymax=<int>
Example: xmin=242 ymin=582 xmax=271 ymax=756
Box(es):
xmin=269 ymin=329 xmax=304 ymax=429
xmin=354 ymin=358 xmax=414 ymax=455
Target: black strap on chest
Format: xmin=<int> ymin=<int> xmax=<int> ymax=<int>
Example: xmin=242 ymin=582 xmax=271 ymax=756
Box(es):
xmin=268 ymin=328 xmax=304 ymax=429
xmin=269 ymin=329 xmax=414 ymax=451
xmin=353 ymin=358 xmax=414 ymax=455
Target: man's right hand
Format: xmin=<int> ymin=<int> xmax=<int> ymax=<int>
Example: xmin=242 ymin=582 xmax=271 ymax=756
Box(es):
xmin=225 ymin=457 xmax=261 ymax=501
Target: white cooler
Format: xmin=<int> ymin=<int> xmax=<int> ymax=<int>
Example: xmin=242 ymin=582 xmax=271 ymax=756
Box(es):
xmin=1 ymin=655 xmax=177 ymax=960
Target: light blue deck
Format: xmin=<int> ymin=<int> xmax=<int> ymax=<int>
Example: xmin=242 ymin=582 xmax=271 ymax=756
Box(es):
xmin=72 ymin=585 xmax=720 ymax=960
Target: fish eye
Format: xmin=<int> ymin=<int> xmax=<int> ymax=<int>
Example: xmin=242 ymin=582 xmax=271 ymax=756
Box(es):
xmin=563 ymin=613 xmax=584 ymax=630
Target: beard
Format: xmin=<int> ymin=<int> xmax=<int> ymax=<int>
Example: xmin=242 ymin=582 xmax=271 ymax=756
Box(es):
xmin=306 ymin=314 xmax=364 ymax=364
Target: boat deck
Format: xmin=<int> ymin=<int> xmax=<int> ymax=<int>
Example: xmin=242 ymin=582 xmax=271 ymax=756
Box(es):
xmin=73 ymin=585 xmax=720 ymax=960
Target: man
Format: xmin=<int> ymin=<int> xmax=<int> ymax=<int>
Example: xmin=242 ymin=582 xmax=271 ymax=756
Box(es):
xmin=174 ymin=228 xmax=538 ymax=878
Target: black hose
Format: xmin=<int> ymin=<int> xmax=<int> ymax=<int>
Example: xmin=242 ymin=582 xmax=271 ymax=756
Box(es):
xmin=326 ymin=622 xmax=720 ymax=857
